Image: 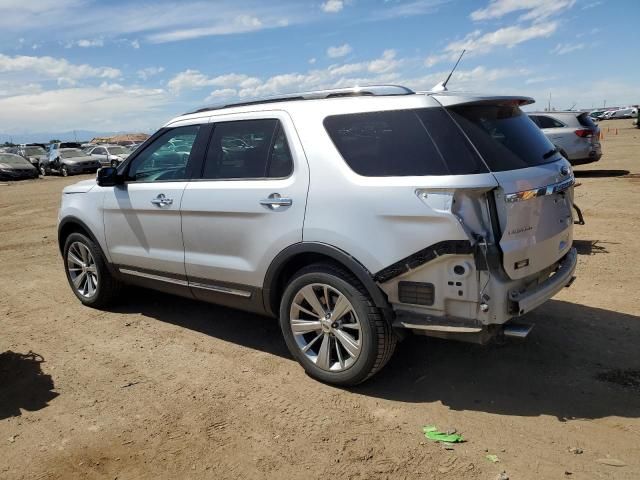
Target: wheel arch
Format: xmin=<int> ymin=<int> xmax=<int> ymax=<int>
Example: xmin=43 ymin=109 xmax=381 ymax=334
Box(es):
xmin=58 ymin=217 xmax=117 ymax=275
xmin=262 ymin=242 xmax=391 ymax=318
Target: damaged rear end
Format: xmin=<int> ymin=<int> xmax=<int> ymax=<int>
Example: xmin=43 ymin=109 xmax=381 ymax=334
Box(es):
xmin=373 ymin=95 xmax=578 ymax=343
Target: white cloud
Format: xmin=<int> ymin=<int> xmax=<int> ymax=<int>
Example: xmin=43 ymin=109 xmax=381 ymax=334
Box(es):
xmin=426 ymin=22 xmax=558 ymax=66
xmin=0 ymin=54 xmax=121 ymax=85
xmin=327 ymin=43 xmax=352 ymax=58
xmin=308 ymin=57 xmax=317 ymax=64
xmin=0 ymin=81 xmax=42 ymax=97
xmin=137 ymin=66 xmax=165 ymax=80
xmin=76 ymin=38 xmax=104 ymax=48
xmin=0 ymin=1 xmax=306 ymax=45
xmin=367 ymin=49 xmax=400 ymax=73
xmin=369 ymin=0 xmax=446 ymax=20
xmin=0 ymin=83 xmax=167 ymax=133
xmin=321 ymin=0 xmax=344 ymax=13
xmin=167 ymin=70 xmax=261 ymax=93
xmin=551 ymin=42 xmax=584 ymax=55
xmin=204 ymin=88 xmax=237 ymax=103
xmin=470 ymin=0 xmax=575 ymax=21
xmin=148 ymin=15 xmax=265 ymax=43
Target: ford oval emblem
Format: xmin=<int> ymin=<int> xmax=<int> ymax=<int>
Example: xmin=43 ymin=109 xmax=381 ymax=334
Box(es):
xmin=560 ymin=165 xmax=570 ymax=176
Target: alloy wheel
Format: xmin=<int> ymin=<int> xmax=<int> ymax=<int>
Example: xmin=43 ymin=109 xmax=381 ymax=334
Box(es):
xmin=66 ymin=241 xmax=98 ymax=298
xmin=289 ymin=283 xmax=362 ymax=372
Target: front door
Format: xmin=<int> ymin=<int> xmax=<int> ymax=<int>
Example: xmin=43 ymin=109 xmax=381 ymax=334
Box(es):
xmin=103 ymin=123 xmax=206 ymax=285
xmin=180 ymin=112 xmax=309 ymax=311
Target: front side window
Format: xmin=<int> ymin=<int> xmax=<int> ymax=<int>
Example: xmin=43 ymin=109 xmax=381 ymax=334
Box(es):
xmin=126 ymin=125 xmax=200 ymax=182
xmin=324 ymin=108 xmax=488 ymax=177
xmin=202 ymin=119 xmax=293 ymax=179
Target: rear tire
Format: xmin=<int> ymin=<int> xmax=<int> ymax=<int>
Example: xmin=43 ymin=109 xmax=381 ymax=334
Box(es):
xmin=61 ymin=165 xmax=69 ymax=177
xmin=39 ymin=165 xmax=47 ymax=176
xmin=63 ymin=232 xmax=121 ymax=308
xmin=279 ymin=263 xmax=396 ymax=386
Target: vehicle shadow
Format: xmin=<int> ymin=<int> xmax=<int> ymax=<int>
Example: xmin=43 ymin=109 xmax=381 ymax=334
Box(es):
xmin=574 ymin=169 xmax=630 ymax=178
xmin=356 ymin=300 xmax=640 ymax=420
xmin=114 ymin=290 xmax=640 ymax=420
xmin=0 ymin=351 xmax=59 ymax=420
xmin=112 ymin=288 xmax=290 ymax=359
xmin=573 ymin=239 xmax=613 ymax=255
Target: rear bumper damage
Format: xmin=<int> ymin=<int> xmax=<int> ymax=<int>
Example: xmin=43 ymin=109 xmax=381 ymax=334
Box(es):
xmin=508 ymin=247 xmax=577 ymax=316
xmin=378 ymin=244 xmax=578 ymax=344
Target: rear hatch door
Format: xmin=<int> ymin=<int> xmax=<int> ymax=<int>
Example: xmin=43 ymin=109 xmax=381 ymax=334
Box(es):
xmin=444 ymin=101 xmax=575 ymax=280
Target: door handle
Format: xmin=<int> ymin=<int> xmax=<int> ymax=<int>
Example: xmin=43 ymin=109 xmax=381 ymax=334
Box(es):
xmin=260 ymin=193 xmax=292 ymax=209
xmin=150 ymin=193 xmax=173 ymax=207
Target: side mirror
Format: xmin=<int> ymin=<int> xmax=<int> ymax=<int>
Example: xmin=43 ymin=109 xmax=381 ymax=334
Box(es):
xmin=97 ymin=166 xmax=123 ymax=187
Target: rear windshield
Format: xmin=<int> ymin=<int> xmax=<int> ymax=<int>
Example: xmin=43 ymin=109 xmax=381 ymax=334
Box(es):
xmin=447 ymin=104 xmax=559 ymax=171
xmin=324 ymin=108 xmax=488 ymax=177
xmin=60 ymin=149 xmax=84 ymax=159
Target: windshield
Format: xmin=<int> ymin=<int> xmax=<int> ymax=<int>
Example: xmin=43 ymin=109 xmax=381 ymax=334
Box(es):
xmin=60 ymin=149 xmax=85 ymax=159
xmin=447 ymin=104 xmax=559 ymax=171
xmin=25 ymin=146 xmax=45 ymax=156
xmin=108 ymin=146 xmax=129 ymax=155
xmin=0 ymin=154 xmax=30 ymax=166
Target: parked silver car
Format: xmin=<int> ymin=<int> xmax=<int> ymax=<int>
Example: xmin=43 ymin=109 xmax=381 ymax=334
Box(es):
xmin=528 ymin=111 xmax=602 ymax=165
xmin=9 ymin=144 xmax=48 ymax=169
xmin=58 ymin=85 xmax=578 ymax=385
xmin=85 ymin=144 xmax=131 ymax=167
xmin=41 ymin=148 xmax=101 ymax=177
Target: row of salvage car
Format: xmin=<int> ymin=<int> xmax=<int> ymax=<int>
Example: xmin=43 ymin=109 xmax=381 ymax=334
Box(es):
xmin=0 ymin=142 xmax=135 ymax=180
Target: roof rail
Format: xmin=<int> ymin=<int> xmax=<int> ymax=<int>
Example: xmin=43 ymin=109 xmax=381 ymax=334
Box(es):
xmin=187 ymin=85 xmax=415 ymax=114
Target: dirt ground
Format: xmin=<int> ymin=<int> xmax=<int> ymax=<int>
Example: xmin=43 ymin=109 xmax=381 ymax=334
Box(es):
xmin=1 ymin=119 xmax=639 ymax=480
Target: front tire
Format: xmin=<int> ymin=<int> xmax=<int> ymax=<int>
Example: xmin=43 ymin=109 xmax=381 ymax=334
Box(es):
xmin=279 ymin=263 xmax=396 ymax=386
xmin=39 ymin=165 xmax=47 ymax=176
xmin=63 ymin=232 xmax=121 ymax=308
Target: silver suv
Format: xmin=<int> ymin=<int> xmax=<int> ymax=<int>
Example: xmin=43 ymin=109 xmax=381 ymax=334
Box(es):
xmin=58 ymin=86 xmax=578 ymax=385
xmin=528 ymin=111 xmax=602 ymax=165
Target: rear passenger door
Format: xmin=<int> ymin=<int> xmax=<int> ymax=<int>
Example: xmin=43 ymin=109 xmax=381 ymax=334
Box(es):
xmin=180 ymin=112 xmax=309 ymax=311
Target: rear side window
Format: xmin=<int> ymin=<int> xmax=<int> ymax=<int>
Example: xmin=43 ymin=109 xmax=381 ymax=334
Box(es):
xmin=202 ymin=119 xmax=293 ymax=179
xmin=448 ymin=105 xmax=558 ymax=172
xmin=324 ymin=108 xmax=487 ymax=177
xmin=534 ymin=115 xmax=565 ymax=129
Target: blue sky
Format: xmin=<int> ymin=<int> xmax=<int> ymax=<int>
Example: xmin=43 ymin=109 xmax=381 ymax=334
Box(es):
xmin=0 ymin=0 xmax=638 ymax=135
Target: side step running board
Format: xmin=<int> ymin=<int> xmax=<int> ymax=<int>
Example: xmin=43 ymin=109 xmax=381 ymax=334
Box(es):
xmin=393 ymin=310 xmax=482 ymax=333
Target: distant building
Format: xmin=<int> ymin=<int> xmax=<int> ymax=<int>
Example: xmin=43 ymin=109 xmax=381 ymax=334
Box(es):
xmin=89 ymin=133 xmax=150 ymax=145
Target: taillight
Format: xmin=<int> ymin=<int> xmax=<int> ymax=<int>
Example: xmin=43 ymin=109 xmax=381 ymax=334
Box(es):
xmin=575 ymin=129 xmax=593 ymax=138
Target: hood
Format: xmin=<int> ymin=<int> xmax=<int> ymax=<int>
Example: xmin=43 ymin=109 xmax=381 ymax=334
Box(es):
xmin=62 ymin=156 xmax=98 ymax=164
xmin=62 ymin=178 xmax=97 ymax=194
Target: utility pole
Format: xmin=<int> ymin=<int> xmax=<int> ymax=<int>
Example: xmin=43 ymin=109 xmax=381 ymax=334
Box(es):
xmin=547 ymin=92 xmax=552 ymax=111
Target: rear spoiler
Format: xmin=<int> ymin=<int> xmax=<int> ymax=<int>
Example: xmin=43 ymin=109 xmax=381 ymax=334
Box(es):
xmin=429 ymin=94 xmax=535 ymax=108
